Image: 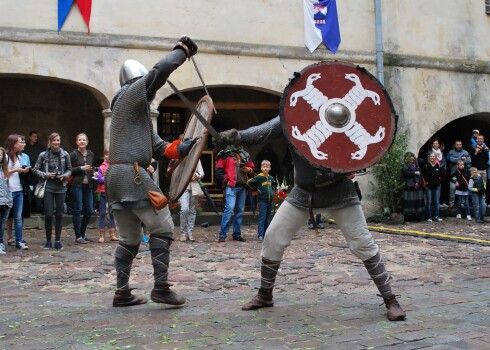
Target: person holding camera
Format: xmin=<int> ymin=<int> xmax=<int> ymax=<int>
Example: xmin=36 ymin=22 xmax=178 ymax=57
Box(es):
xmin=215 ymin=145 xmax=255 ymax=242
xmin=70 ymin=133 xmax=96 ymax=244
xmin=33 ymin=132 xmax=72 ymax=250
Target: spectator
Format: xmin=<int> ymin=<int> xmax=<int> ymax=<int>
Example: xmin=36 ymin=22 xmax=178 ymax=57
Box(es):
xmin=178 ymin=160 xmax=204 ymax=242
xmin=216 ymin=145 xmax=255 ymax=242
xmin=470 ymin=129 xmax=479 ymax=146
xmin=70 ymin=133 xmax=95 ymax=244
xmin=451 ymin=160 xmax=471 ymax=221
xmin=4 ymin=134 xmax=30 ymax=250
xmin=423 ymin=152 xmax=443 ymax=222
xmin=0 ymin=147 xmax=12 ymax=254
xmin=468 ymin=167 xmax=486 ymax=224
xmin=471 ymin=134 xmax=489 ymax=182
xmin=24 ymin=131 xmax=46 ymax=213
xmin=401 ymin=152 xmax=425 ymax=221
xmin=33 ymin=133 xmax=72 ymax=250
xmin=5 ymin=135 xmax=30 ymax=245
xmin=247 ymin=160 xmax=276 ymax=241
xmin=95 ymin=149 xmax=118 ymax=243
xmin=446 ymin=140 xmax=471 ymax=207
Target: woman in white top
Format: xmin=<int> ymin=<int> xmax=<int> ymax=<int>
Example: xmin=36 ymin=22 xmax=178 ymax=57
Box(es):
xmin=178 ymin=160 xmax=204 ymax=242
xmin=4 ymin=134 xmax=30 ymax=250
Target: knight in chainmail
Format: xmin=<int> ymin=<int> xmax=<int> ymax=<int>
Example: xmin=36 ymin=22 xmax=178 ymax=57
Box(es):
xmin=107 ymin=36 xmax=198 ymax=307
xmin=216 ymin=116 xmax=406 ymax=321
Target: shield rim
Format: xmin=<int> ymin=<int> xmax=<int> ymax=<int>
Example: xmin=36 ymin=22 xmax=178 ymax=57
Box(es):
xmin=168 ymin=95 xmax=214 ymax=201
xmin=279 ymin=60 xmax=398 ymax=173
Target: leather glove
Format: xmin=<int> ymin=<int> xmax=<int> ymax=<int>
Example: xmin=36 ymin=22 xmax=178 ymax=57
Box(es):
xmin=214 ymin=129 xmax=241 ymax=150
xmin=174 ymin=35 xmax=198 ymax=59
xmin=177 ymin=137 xmax=197 ymax=157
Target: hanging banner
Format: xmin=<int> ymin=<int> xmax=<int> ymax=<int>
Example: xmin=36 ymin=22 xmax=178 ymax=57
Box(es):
xmin=58 ymin=0 xmax=92 ymax=34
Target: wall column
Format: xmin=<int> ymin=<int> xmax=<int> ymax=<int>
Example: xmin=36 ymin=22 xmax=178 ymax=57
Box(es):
xmin=150 ymin=109 xmax=160 ymax=186
xmin=102 ymin=109 xmax=112 ymax=152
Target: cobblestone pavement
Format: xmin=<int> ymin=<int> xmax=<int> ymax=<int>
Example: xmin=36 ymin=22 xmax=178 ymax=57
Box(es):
xmin=0 ymin=217 xmax=489 ymax=350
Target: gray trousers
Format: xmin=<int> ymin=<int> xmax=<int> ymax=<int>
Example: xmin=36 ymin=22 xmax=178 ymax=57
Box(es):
xmin=262 ymin=201 xmax=379 ymax=262
xmin=113 ymin=205 xmax=174 ymax=246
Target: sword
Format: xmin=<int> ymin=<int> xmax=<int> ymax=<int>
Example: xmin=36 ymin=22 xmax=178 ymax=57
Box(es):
xmin=190 ymin=57 xmax=218 ymax=115
xmin=166 ymin=80 xmax=219 ymax=139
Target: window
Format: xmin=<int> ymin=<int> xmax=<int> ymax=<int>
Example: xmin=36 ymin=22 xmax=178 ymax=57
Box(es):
xmin=160 ymin=110 xmax=185 ymax=141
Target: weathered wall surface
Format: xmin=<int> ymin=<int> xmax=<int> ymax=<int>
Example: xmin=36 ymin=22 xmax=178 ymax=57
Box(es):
xmin=0 ymin=0 xmax=489 ymax=214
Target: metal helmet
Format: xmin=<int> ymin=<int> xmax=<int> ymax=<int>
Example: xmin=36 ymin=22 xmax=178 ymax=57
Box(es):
xmin=119 ymin=59 xmax=148 ymax=86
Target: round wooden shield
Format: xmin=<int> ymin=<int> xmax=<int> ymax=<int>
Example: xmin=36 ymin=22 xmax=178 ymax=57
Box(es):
xmin=168 ymin=95 xmax=214 ymax=201
xmin=280 ymin=61 xmax=396 ymax=173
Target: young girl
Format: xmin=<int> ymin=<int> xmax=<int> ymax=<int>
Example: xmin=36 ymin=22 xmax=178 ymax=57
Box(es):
xmin=0 ymin=147 xmax=12 ymax=254
xmin=95 ymin=149 xmax=118 ymax=243
xmin=33 ymin=133 xmax=72 ymax=250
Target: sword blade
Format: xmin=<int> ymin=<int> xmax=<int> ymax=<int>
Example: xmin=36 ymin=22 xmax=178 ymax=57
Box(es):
xmin=191 ymin=57 xmax=217 ymax=115
xmin=166 ymin=80 xmax=219 ymax=139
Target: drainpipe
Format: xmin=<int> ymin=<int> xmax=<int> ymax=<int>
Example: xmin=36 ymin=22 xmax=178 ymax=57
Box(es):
xmin=374 ymin=0 xmax=384 ymax=85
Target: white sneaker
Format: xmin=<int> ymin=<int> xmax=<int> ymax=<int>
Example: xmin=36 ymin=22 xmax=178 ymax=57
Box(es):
xmin=427 ymin=219 xmax=433 ymax=222
xmin=435 ymin=217 xmax=443 ymax=222
xmin=0 ymin=243 xmax=6 ymax=254
xmin=456 ymin=214 xmax=461 ymax=219
xmin=441 ymin=204 xmax=449 ymax=208
xmin=467 ymin=215 xmax=472 ymax=221
xmin=16 ymin=242 xmax=28 ymax=250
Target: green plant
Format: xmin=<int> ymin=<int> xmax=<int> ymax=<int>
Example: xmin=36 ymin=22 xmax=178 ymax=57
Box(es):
xmin=369 ymin=131 xmax=408 ymax=215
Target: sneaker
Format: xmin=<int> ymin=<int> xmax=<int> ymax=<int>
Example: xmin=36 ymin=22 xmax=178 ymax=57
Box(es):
xmin=307 ymin=222 xmax=314 ymax=229
xmin=188 ymin=234 xmax=195 ymax=242
xmin=456 ymin=214 xmax=461 ymax=219
xmin=82 ymin=236 xmax=94 ymax=242
xmin=258 ymin=236 xmax=264 ymax=242
xmin=0 ymin=243 xmax=6 ymax=254
xmin=43 ymin=241 xmax=52 ymax=249
xmin=16 ymin=242 xmax=28 ymax=250
xmin=141 ymin=234 xmax=149 ymax=243
xmin=180 ymin=235 xmax=187 ymax=242
xmin=233 ymin=236 xmax=246 ymax=242
xmin=476 ymin=219 xmax=484 ymax=223
xmin=75 ymin=237 xmax=88 ymax=244
xmin=435 ymin=217 xmax=443 ymax=222
xmin=54 ymin=241 xmax=63 ymax=250
xmin=440 ymin=203 xmax=449 ymax=208
xmin=427 ymin=219 xmax=433 ymax=222
xmin=467 ymin=215 xmax=472 ymax=221
xmin=7 ymin=239 xmax=15 ymax=246
xmin=218 ymin=237 xmax=226 ymax=242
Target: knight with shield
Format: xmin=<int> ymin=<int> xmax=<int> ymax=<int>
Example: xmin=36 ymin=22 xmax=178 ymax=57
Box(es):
xmin=215 ymin=61 xmax=406 ymax=321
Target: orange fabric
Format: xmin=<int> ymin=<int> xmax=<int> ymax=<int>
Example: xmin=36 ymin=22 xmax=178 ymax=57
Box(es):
xmin=164 ymin=140 xmax=182 ymax=159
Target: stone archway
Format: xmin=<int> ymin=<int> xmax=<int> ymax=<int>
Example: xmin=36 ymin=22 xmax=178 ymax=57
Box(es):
xmin=157 ymin=85 xmax=289 ymax=193
xmin=0 ymin=74 xmax=108 ymax=163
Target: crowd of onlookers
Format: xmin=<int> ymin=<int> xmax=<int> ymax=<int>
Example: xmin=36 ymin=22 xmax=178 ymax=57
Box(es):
xmin=0 ymin=131 xmax=119 ymax=254
xmin=402 ymin=129 xmax=490 ymax=223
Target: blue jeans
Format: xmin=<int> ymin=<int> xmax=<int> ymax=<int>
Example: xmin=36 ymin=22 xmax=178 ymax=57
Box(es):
xmin=455 ymin=194 xmax=470 ymax=216
xmin=219 ymin=186 xmax=246 ymax=239
xmin=471 ymin=193 xmax=486 ymax=220
xmin=0 ymin=205 xmax=11 ymax=244
xmin=98 ymin=194 xmax=115 ymax=229
xmin=11 ymin=190 xmax=24 ymax=243
xmin=257 ymin=200 xmax=272 ymax=238
xmin=425 ymin=186 xmax=440 ymax=220
xmin=71 ymin=185 xmax=93 ymax=238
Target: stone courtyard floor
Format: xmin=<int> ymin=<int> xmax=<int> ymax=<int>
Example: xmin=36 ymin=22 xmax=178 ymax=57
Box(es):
xmin=0 ymin=216 xmax=489 ymax=349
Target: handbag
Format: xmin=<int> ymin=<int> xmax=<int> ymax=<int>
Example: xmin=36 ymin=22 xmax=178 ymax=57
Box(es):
xmin=148 ymin=190 xmax=168 ymax=210
xmin=34 ymin=180 xmax=47 ymax=199
xmin=34 ymin=155 xmax=49 ymax=199
xmin=133 ymin=162 xmax=168 ymax=211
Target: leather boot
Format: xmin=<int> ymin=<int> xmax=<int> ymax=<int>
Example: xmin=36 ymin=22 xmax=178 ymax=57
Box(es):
xmin=149 ymin=233 xmax=185 ymax=305
xmin=109 ymin=228 xmax=119 ymax=241
xmin=383 ymin=295 xmax=406 ymax=321
xmin=242 ymin=287 xmax=274 ymax=310
xmin=113 ymin=288 xmax=148 ymax=307
xmin=151 ymin=283 xmax=186 ymax=305
xmin=98 ymin=228 xmax=105 ymax=243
